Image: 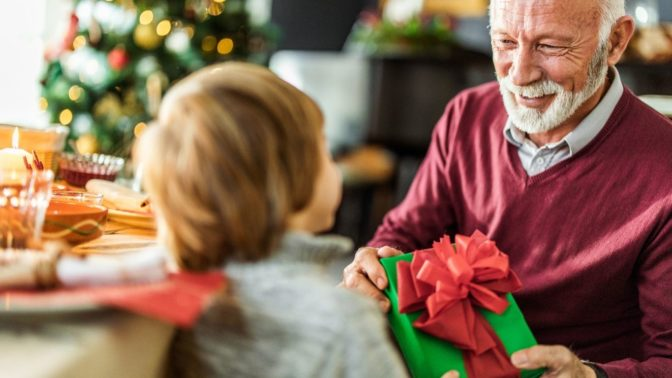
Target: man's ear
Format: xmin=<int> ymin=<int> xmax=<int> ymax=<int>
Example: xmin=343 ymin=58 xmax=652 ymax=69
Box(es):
xmin=607 ymin=15 xmax=636 ymax=66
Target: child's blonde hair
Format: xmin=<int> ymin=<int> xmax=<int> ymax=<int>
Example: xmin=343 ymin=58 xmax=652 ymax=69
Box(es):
xmin=138 ymin=62 xmax=324 ymax=271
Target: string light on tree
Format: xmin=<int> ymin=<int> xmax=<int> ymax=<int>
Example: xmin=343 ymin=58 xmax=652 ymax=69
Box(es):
xmin=68 ymin=85 xmax=83 ymax=102
xmin=156 ymin=19 xmax=172 ymax=36
xmin=39 ymin=97 xmax=48 ymax=111
xmin=59 ymin=109 xmax=74 ymax=125
xmin=72 ymin=35 xmax=86 ymax=49
xmin=139 ymin=10 xmax=154 ymax=25
xmin=217 ymin=38 xmax=234 ymax=55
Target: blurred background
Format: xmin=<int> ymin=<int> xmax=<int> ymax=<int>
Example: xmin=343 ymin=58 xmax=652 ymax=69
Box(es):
xmin=1 ymin=0 xmax=671 ymax=247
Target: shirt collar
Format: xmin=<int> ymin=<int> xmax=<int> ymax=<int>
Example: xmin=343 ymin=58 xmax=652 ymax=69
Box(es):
xmin=503 ymin=67 xmax=623 ymax=153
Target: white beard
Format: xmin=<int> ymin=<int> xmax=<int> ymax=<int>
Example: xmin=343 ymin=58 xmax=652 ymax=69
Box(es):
xmin=497 ymin=44 xmax=609 ymax=134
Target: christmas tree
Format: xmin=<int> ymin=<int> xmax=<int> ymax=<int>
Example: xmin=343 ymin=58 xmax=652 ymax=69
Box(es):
xmin=40 ymin=0 xmax=267 ymax=157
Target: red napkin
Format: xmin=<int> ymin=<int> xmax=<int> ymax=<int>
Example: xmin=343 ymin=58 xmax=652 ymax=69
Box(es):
xmin=2 ymin=272 xmax=225 ymax=328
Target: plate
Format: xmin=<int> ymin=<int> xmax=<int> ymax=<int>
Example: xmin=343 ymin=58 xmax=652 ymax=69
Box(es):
xmin=107 ymin=209 xmax=155 ymax=229
xmin=0 ymin=291 xmax=102 ymax=316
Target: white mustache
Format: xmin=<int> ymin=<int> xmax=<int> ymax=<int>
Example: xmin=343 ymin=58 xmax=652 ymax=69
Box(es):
xmin=500 ymin=76 xmax=563 ymax=98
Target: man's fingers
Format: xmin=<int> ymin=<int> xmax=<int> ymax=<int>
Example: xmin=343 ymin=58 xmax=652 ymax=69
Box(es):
xmin=351 ymin=247 xmax=390 ymax=289
xmin=511 ymin=345 xmax=573 ymax=371
xmin=342 ymin=260 xmax=390 ymax=311
xmin=341 ymin=246 xmax=402 ymax=312
xmin=377 ymin=246 xmax=403 ymax=258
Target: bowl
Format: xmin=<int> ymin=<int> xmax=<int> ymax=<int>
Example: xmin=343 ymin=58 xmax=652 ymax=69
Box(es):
xmin=42 ymin=192 xmax=107 ymax=245
xmin=59 ymin=153 xmax=125 ymax=187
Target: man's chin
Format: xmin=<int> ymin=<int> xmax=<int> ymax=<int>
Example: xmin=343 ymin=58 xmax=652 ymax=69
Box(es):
xmin=507 ymin=109 xmax=560 ymax=134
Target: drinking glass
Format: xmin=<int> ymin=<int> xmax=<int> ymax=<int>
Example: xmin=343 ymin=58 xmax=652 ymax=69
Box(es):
xmin=0 ymin=170 xmax=54 ymax=250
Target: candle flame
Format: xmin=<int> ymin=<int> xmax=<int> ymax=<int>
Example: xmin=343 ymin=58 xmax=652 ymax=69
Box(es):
xmin=11 ymin=127 xmax=19 ymax=149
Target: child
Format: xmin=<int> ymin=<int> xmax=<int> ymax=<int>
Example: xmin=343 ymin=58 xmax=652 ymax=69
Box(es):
xmin=137 ymin=62 xmax=407 ymax=377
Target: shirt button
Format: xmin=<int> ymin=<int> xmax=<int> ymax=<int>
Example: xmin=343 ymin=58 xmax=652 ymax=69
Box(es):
xmin=535 ymin=157 xmax=545 ymax=165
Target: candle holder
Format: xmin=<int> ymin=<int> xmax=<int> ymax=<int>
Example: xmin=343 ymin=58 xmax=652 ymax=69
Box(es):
xmin=0 ymin=124 xmax=68 ymax=172
xmin=0 ymin=170 xmax=54 ymax=250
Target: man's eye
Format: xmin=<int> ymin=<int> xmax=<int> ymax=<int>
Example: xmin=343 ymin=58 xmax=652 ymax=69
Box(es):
xmin=538 ymin=44 xmax=562 ymax=50
xmin=495 ymin=39 xmax=516 ymax=48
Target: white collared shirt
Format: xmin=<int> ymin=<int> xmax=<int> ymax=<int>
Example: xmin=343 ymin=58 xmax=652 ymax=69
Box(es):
xmin=503 ymin=68 xmax=624 ymax=176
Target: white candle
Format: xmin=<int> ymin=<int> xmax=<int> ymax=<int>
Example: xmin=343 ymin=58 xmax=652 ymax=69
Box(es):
xmin=0 ymin=128 xmax=33 ymax=171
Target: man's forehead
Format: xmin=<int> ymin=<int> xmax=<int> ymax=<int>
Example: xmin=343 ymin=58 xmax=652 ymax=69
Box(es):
xmin=490 ymin=0 xmax=599 ymax=34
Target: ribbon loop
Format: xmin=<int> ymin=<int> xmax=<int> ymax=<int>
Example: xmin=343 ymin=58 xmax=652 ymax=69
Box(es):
xmin=396 ymin=231 xmax=522 ymax=377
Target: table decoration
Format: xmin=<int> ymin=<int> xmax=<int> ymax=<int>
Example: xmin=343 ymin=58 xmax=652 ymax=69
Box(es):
xmin=0 ymin=125 xmax=68 ymax=172
xmin=0 ymin=128 xmax=34 ymax=172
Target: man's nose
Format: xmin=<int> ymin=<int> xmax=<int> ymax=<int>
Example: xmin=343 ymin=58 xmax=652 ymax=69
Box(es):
xmin=509 ymin=48 xmax=542 ymax=86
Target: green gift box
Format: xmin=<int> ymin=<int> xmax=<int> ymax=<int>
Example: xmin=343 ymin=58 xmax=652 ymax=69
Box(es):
xmin=382 ymin=251 xmax=544 ymax=378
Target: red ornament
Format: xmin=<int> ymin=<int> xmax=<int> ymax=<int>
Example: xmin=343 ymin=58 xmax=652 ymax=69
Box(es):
xmin=108 ymin=48 xmax=130 ymax=70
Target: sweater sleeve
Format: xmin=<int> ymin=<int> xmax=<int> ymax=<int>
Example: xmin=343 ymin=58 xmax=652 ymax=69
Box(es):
xmin=340 ymin=293 xmax=409 ymax=378
xmin=598 ymin=202 xmax=672 ymax=377
xmin=368 ymin=105 xmax=458 ymax=251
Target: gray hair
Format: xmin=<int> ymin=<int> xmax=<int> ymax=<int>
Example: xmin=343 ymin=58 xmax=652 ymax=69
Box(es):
xmin=489 ymin=0 xmax=625 ymax=44
xmin=598 ymin=0 xmax=625 ymax=43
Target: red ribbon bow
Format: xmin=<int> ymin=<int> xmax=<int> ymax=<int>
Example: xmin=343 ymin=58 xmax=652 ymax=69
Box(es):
xmin=397 ymin=231 xmax=522 ymax=378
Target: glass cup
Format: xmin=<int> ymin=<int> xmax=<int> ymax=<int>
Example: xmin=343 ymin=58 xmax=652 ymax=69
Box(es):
xmin=0 ymin=170 xmax=54 ymax=250
xmin=50 ymin=191 xmax=104 ymax=206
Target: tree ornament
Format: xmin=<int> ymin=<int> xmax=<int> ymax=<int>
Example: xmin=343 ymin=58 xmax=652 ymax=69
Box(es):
xmin=133 ymin=23 xmax=163 ymax=50
xmin=165 ymin=28 xmax=191 ymax=53
xmin=76 ymin=134 xmax=99 ymax=155
xmin=45 ymin=13 xmax=79 ymax=60
xmin=135 ymin=55 xmax=160 ymax=78
xmin=93 ymin=94 xmax=123 ymax=121
xmin=108 ymin=47 xmax=130 ymax=70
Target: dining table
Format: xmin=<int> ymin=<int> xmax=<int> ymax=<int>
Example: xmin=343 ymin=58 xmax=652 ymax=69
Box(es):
xmin=0 ymin=216 xmax=221 ymax=378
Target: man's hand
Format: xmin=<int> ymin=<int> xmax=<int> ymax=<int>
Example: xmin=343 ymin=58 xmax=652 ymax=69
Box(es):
xmin=340 ymin=246 xmax=403 ymax=312
xmin=511 ymin=345 xmax=597 ymax=378
xmin=439 ymin=345 xmax=597 ymax=378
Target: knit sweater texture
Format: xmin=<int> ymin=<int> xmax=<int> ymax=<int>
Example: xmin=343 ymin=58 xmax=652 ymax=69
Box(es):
xmin=370 ymin=82 xmax=672 ymax=377
xmin=171 ymin=232 xmax=408 ymax=378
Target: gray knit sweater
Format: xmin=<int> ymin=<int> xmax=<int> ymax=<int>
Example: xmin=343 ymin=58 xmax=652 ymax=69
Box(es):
xmin=170 ymin=232 xmax=408 ymax=378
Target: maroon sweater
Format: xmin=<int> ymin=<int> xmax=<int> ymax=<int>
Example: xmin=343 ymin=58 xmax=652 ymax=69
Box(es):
xmin=370 ymin=82 xmax=672 ymax=377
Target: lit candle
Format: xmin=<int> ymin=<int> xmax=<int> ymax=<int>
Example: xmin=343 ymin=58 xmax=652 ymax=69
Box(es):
xmin=0 ymin=128 xmax=33 ymax=171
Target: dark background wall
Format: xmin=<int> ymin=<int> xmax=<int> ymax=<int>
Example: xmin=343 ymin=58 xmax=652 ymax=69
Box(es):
xmin=270 ymin=0 xmax=376 ymax=51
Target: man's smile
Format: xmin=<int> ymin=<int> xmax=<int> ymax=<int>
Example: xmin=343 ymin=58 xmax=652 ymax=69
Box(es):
xmin=515 ymin=93 xmax=556 ymax=108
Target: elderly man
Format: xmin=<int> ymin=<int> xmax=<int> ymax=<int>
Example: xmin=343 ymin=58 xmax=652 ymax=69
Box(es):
xmin=343 ymin=0 xmax=672 ymax=377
